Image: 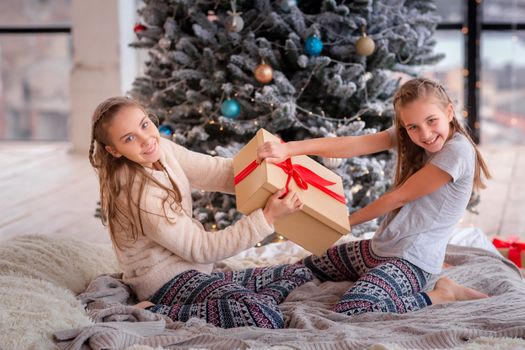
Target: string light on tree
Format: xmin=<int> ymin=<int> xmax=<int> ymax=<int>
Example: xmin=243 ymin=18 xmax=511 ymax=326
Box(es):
xmin=220 ymin=98 xmax=241 ymax=119
xmin=304 ymin=35 xmax=323 ymax=56
xmin=254 ymin=62 xmax=273 ymax=84
xmin=355 ymin=26 xmax=375 ymax=56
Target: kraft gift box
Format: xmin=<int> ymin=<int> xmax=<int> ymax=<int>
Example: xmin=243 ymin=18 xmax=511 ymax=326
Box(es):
xmin=233 ymin=128 xmax=350 ymax=256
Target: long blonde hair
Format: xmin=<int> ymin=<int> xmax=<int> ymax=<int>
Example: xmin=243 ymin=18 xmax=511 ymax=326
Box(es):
xmin=88 ymin=96 xmax=182 ymax=248
xmin=391 ymin=77 xmax=491 ymax=193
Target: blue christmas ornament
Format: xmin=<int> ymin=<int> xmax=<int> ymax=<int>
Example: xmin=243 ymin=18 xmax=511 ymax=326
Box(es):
xmin=158 ymin=124 xmax=174 ymax=137
xmin=304 ymin=35 xmax=323 ymax=56
xmin=220 ymin=98 xmax=241 ymax=119
xmin=280 ymin=0 xmax=297 ymax=12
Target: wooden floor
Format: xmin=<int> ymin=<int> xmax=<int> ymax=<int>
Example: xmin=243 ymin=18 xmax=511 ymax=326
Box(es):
xmin=0 ymin=142 xmax=524 ymax=244
xmin=0 ymin=142 xmax=110 ymax=244
xmin=458 ymin=144 xmax=525 ymax=238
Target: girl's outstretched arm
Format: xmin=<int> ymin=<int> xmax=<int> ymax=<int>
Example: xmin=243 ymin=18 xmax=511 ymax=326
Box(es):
xmin=140 ymin=188 xmax=300 ymax=264
xmin=349 ymin=163 xmax=452 ymax=226
xmin=257 ymin=129 xmax=394 ymax=164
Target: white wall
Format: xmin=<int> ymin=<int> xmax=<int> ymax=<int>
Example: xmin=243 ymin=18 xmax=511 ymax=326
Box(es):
xmin=69 ymin=0 xmax=141 ymax=154
xmin=118 ymin=0 xmax=142 ymax=94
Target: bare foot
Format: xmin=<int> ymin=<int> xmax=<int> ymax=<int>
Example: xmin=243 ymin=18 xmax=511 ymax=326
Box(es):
xmin=426 ymin=277 xmax=489 ymax=305
xmin=134 ymin=300 xmax=155 ymax=309
xmin=442 ymin=262 xmax=453 ymax=269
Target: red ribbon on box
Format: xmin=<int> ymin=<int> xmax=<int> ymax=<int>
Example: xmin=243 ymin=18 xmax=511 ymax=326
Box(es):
xmin=234 ymin=158 xmax=346 ymax=204
xmin=492 ymin=235 xmax=525 ymax=267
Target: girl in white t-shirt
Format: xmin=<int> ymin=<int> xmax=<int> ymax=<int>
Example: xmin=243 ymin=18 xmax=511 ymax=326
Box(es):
xmin=258 ymin=78 xmax=491 ymax=316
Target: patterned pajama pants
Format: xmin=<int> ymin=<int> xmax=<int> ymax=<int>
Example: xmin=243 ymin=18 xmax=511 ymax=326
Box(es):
xmin=146 ymin=264 xmax=313 ymax=329
xmin=302 ymin=239 xmax=433 ymax=316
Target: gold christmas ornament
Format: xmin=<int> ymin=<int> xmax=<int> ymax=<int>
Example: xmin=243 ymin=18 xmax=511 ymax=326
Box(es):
xmin=355 ymin=28 xmax=375 ymax=57
xmin=254 ymin=63 xmax=273 ymax=84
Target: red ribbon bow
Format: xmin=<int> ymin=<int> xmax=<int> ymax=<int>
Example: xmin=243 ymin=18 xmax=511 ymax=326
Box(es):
xmin=234 ymin=158 xmax=346 ymax=204
xmin=492 ymin=236 xmax=525 ymax=267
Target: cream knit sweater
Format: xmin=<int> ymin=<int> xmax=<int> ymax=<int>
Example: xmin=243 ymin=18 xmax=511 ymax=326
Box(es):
xmin=112 ymin=138 xmax=274 ymax=301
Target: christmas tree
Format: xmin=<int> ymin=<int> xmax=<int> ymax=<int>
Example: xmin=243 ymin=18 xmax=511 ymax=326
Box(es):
xmin=130 ymin=0 xmax=444 ymax=238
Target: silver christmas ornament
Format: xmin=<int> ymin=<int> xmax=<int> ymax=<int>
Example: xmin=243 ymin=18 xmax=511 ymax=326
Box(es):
xmin=225 ymin=11 xmax=244 ymax=32
xmin=322 ymin=157 xmax=343 ymax=169
xmin=158 ymin=37 xmax=171 ymax=50
xmin=280 ymin=0 xmax=297 ymax=12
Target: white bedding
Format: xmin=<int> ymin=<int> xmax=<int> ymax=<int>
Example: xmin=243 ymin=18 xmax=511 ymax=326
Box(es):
xmin=219 ymin=227 xmax=502 ymax=271
xmin=55 ymin=244 xmax=525 ymax=350
xmin=0 ymin=228 xmax=522 ymax=350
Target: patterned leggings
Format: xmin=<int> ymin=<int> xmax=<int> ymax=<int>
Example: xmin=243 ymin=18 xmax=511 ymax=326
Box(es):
xmin=302 ymin=239 xmax=433 ymax=315
xmin=146 ymin=264 xmax=313 ymax=329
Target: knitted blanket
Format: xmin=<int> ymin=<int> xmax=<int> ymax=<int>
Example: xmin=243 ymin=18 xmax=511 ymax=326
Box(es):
xmin=54 ymin=245 xmax=525 ymax=350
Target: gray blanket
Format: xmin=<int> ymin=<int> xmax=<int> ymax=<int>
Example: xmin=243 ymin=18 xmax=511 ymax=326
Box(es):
xmin=54 ymin=245 xmax=525 ymax=349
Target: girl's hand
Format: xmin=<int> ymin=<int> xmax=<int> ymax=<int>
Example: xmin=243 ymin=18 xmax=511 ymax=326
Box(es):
xmin=263 ymin=188 xmax=303 ymax=225
xmin=257 ymin=141 xmax=290 ymax=164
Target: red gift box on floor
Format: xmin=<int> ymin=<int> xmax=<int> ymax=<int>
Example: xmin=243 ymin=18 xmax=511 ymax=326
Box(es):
xmin=492 ymin=236 xmax=525 ymax=267
xmin=233 ymin=128 xmax=350 ymax=256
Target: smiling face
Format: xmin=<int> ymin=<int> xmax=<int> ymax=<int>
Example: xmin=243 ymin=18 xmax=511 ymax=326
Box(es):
xmin=104 ymin=106 xmax=161 ymax=168
xmin=397 ymin=96 xmax=454 ymax=154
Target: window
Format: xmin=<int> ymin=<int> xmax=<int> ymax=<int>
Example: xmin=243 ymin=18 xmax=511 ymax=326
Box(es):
xmin=483 ymin=0 xmax=525 ymax=23
xmin=481 ymin=0 xmax=525 ymax=144
xmin=481 ymin=31 xmax=525 ymax=144
xmin=422 ymin=31 xmax=465 ymax=123
xmin=435 ymin=0 xmax=463 ymax=23
xmin=431 ymin=0 xmax=525 ymax=145
xmin=0 ymin=0 xmax=72 ymax=141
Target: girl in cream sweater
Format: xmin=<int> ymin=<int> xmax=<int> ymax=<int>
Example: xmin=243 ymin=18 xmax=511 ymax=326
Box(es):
xmin=89 ymin=96 xmax=312 ymax=329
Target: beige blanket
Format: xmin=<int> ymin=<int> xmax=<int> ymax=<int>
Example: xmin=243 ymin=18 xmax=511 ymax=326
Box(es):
xmin=54 ymin=245 xmax=525 ymax=349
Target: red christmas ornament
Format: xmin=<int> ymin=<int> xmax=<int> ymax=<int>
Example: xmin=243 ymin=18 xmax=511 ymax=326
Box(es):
xmin=207 ymin=10 xmax=219 ymax=22
xmin=134 ymin=23 xmax=147 ymax=33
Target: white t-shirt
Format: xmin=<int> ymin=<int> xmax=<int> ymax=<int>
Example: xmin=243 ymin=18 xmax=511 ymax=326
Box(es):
xmin=371 ymin=131 xmax=475 ymax=274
